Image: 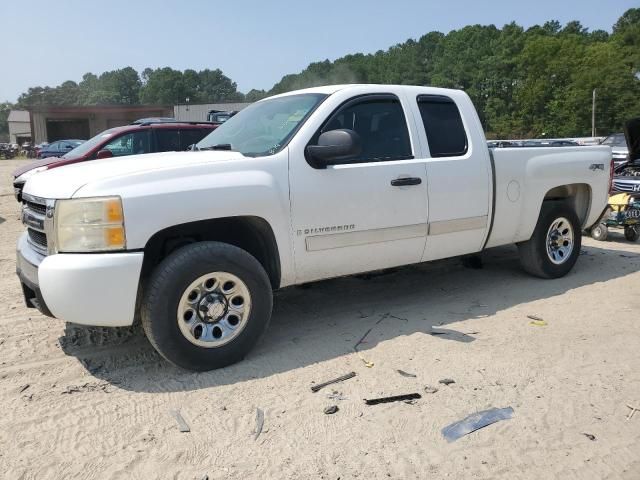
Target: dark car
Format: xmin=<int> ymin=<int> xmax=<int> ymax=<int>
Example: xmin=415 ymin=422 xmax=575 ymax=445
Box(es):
xmin=13 ymin=120 xmax=217 ymax=202
xmin=37 ymin=139 xmax=85 ymax=159
xmin=207 ymin=110 xmax=237 ymax=124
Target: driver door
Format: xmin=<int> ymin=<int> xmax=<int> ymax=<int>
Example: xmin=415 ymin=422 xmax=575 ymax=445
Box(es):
xmin=288 ymin=93 xmax=429 ymax=283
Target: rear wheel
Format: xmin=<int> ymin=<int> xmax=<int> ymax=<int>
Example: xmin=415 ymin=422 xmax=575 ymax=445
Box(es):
xmin=141 ymin=241 xmax=273 ymax=371
xmin=624 ymin=225 xmax=639 ymax=242
xmin=518 ymin=203 xmax=582 ymax=279
xmin=590 ymin=223 xmax=608 ymax=241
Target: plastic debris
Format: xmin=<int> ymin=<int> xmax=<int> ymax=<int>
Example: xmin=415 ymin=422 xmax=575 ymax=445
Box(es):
xmin=396 ymin=369 xmax=417 ymax=378
xmin=439 ymin=378 xmax=455 ymax=386
xmin=327 ymin=392 xmax=348 ymax=401
xmin=324 ymin=405 xmax=339 ymax=415
xmin=311 ymin=372 xmax=356 ymax=393
xmin=364 ymin=393 xmax=421 ymax=406
xmin=442 ymin=407 xmax=514 ymax=442
xmin=527 ymin=315 xmax=548 ymax=326
xmin=253 ymin=408 xmax=264 ymax=440
xmin=170 ymin=410 xmax=190 ymax=433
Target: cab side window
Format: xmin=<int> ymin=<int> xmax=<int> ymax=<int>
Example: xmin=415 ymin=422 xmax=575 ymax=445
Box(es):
xmin=103 ymin=131 xmax=151 ymax=157
xmin=316 ymin=96 xmax=412 ymax=163
xmin=417 ymin=95 xmax=468 ymax=158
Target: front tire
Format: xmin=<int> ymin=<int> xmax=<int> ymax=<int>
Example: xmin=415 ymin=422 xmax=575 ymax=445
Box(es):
xmin=518 ymin=203 xmax=582 ymax=279
xmin=590 ymin=223 xmax=608 ymax=241
xmin=141 ymin=241 xmax=273 ymax=371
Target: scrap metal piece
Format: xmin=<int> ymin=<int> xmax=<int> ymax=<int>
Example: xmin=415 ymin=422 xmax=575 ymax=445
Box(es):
xmin=442 ymin=407 xmax=514 ymax=442
xmin=254 ymin=408 xmax=264 ymax=440
xmin=311 ymin=372 xmax=356 ymax=393
xmin=396 ymin=370 xmax=417 ymax=378
xmin=324 ymin=405 xmax=339 ymax=414
xmin=439 ymin=378 xmax=455 ymax=386
xmin=170 ymin=409 xmax=190 ymax=433
xmin=364 ymin=393 xmax=421 ymax=405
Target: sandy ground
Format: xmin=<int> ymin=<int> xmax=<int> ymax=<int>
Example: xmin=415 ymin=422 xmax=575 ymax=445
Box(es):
xmin=0 ymin=158 xmax=639 ymax=480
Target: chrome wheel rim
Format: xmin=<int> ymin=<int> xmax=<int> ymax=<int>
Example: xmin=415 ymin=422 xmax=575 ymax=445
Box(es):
xmin=177 ymin=272 xmax=251 ymax=348
xmin=546 ymin=217 xmax=574 ymax=265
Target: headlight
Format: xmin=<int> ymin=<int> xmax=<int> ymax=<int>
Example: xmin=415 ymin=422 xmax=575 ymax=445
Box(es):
xmin=55 ymin=197 xmax=126 ymax=252
xmin=15 ymin=166 xmax=48 ymax=184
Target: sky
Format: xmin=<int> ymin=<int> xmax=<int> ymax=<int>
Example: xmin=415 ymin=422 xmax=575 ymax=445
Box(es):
xmin=1 ymin=0 xmax=637 ymax=102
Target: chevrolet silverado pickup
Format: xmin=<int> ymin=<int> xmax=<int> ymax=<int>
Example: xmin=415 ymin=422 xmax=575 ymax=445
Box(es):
xmin=16 ymin=84 xmax=612 ymax=371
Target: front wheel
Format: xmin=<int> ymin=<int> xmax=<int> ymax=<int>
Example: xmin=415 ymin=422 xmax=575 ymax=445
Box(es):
xmin=590 ymin=223 xmax=608 ymax=241
xmin=518 ymin=203 xmax=582 ymax=279
xmin=141 ymin=241 xmax=273 ymax=371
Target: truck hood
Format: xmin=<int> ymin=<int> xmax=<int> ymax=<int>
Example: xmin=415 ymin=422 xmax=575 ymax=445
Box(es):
xmin=624 ymin=117 xmax=640 ymax=162
xmin=22 ymin=150 xmax=246 ymax=199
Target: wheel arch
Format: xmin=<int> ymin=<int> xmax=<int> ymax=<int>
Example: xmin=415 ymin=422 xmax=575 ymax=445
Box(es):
xmin=542 ymin=183 xmax=592 ymax=227
xmin=140 ymin=216 xmax=281 ymax=290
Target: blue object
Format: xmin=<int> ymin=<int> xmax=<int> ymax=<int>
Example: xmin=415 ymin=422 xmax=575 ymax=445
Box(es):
xmin=442 ymin=407 xmax=514 ymax=442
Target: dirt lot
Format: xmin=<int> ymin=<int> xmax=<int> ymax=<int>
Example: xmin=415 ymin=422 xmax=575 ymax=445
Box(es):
xmin=1 ymin=158 xmax=639 ymax=479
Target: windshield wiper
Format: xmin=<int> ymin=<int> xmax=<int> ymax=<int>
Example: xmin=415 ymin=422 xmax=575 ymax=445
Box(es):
xmin=199 ymin=143 xmax=234 ymax=151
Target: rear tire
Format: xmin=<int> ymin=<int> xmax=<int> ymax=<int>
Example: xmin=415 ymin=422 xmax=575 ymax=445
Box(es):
xmin=518 ymin=203 xmax=582 ymax=279
xmin=624 ymin=226 xmax=639 ymax=242
xmin=590 ymin=223 xmax=608 ymax=241
xmin=141 ymin=241 xmax=273 ymax=371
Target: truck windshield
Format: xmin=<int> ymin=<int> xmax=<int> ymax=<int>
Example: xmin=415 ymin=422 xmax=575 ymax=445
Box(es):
xmin=196 ymin=93 xmax=327 ymax=156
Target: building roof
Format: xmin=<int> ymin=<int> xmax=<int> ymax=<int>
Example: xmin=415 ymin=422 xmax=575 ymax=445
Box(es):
xmin=27 ymin=104 xmax=171 ymax=114
xmin=7 ymin=110 xmax=30 ymax=122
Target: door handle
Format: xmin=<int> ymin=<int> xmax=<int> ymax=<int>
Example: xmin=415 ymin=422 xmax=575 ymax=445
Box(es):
xmin=391 ymin=177 xmax=422 ymax=187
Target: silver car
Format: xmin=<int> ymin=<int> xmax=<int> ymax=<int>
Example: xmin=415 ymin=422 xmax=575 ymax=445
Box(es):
xmin=601 ymin=133 xmax=628 ymax=165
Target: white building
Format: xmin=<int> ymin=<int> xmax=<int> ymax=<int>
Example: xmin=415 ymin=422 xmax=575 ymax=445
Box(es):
xmin=8 ymin=110 xmax=31 ymax=144
xmin=173 ymin=102 xmax=251 ymax=122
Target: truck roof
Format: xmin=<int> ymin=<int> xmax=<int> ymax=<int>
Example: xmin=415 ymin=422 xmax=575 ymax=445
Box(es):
xmin=269 ymin=84 xmax=464 ymax=99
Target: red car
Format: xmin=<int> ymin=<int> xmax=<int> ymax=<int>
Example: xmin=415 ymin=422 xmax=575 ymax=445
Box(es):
xmin=13 ymin=119 xmax=217 ymax=202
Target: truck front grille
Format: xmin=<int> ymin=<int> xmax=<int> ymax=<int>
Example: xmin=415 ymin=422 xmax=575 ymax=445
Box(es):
xmin=22 ymin=195 xmax=51 ymax=255
xmin=612 ymin=180 xmax=640 ymax=193
xmin=24 ymin=200 xmax=47 ymax=216
xmin=27 ymin=228 xmax=48 ymax=250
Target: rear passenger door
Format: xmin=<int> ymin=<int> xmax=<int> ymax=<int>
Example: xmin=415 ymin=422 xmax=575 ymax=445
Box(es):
xmin=154 ymin=129 xmax=181 ymax=152
xmin=410 ymin=94 xmax=491 ymax=261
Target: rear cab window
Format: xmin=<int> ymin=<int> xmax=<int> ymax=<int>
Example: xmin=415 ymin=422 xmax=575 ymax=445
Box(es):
xmin=417 ymin=95 xmax=468 ymax=158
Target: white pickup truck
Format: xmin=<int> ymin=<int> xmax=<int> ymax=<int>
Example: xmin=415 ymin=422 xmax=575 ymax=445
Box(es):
xmin=17 ymin=84 xmax=612 ymax=370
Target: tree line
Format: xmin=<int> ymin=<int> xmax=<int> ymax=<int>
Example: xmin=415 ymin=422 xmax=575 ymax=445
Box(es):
xmin=2 ymin=8 xmax=639 ymax=140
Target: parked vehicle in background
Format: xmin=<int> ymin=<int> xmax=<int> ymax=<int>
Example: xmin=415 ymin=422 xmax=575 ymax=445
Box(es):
xmin=12 ymin=120 xmax=217 ymax=202
xmin=611 ymin=119 xmax=640 ymax=194
xmin=15 ymin=85 xmax=612 ymax=371
xmin=207 ymin=110 xmax=237 ymax=124
xmin=601 ymin=133 xmax=629 ymax=166
xmin=550 ymin=140 xmax=579 ymax=147
xmin=37 ymin=140 xmax=85 ymax=159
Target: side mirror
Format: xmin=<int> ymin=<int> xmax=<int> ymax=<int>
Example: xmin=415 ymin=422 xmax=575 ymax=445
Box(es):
xmin=96 ymin=149 xmax=114 ymax=159
xmin=305 ymin=129 xmax=362 ymax=168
